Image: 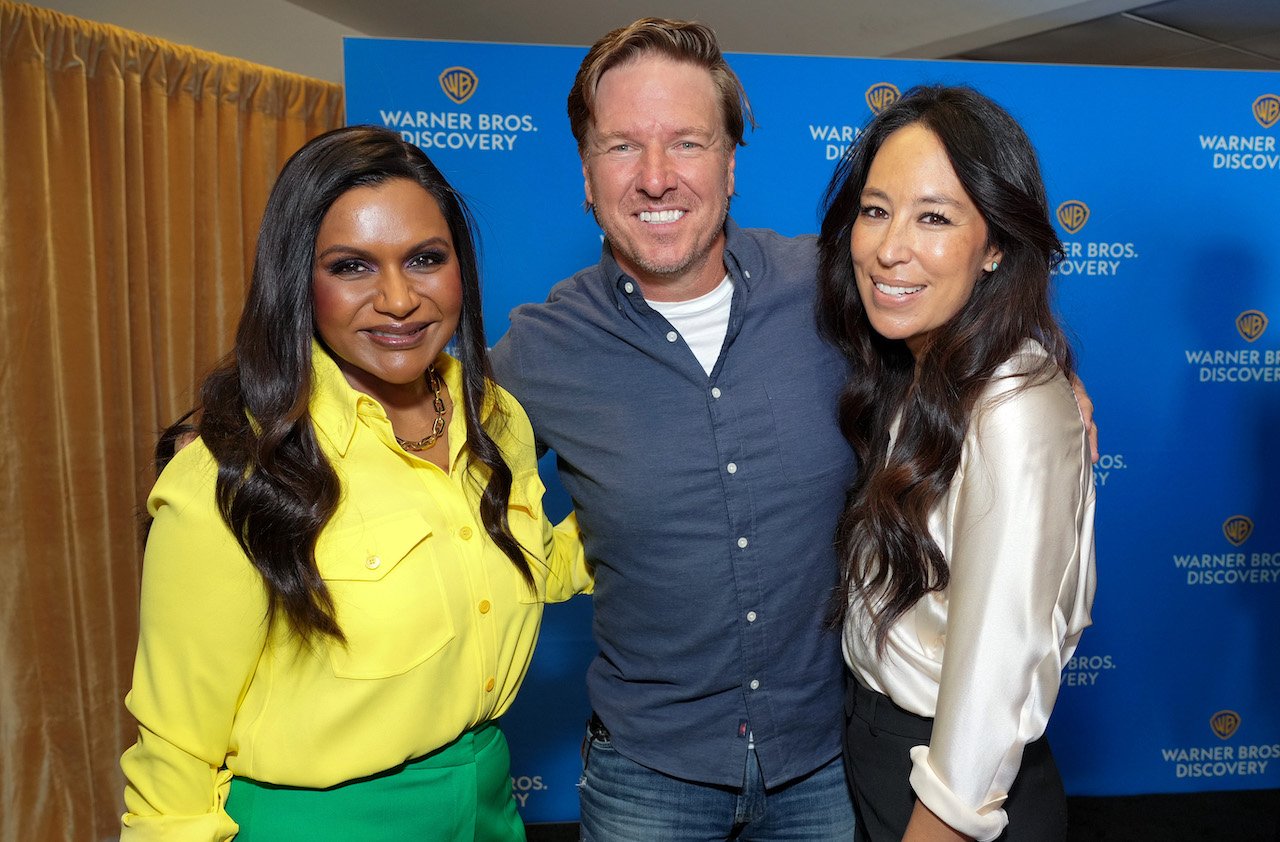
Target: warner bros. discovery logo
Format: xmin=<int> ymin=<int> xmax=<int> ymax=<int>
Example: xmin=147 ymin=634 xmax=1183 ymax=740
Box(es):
xmin=1224 ymin=515 xmax=1253 ymax=547
xmin=1187 ymin=310 xmax=1279 ymax=383
xmin=1199 ymin=93 xmax=1279 ymax=170
xmin=1051 ymin=199 xmax=1139 ymax=277
xmin=510 ymin=771 xmax=546 ymax=808
xmin=1212 ymin=710 xmax=1241 ymax=740
xmin=1174 ymin=515 xmax=1280 ymax=586
xmin=1061 ymin=650 xmax=1116 ymax=687
xmin=1091 ymin=452 xmax=1125 ymax=487
xmin=1056 ymin=200 xmax=1088 ymax=234
xmin=1255 ymin=93 xmax=1280 ymax=129
xmin=810 ymin=82 xmax=898 ymax=161
xmin=865 ymin=82 xmax=900 ymax=115
xmin=380 ymin=66 xmax=538 ymax=153
xmin=1237 ymin=310 xmax=1268 ymax=342
xmin=1161 ymin=711 xmax=1279 ymax=781
xmin=439 ymin=66 xmax=478 ymax=104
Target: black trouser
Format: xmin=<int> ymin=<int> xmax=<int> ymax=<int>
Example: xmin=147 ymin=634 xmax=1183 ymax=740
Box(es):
xmin=842 ymin=675 xmax=1067 ymax=841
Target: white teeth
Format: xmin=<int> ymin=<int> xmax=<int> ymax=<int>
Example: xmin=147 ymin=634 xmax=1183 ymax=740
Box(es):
xmin=639 ymin=209 xmax=684 ymax=223
xmin=875 ymin=281 xmax=924 ymax=297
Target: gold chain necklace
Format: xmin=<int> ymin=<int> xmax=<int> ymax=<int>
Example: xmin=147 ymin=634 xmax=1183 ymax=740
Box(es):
xmin=395 ymin=366 xmax=447 ymax=452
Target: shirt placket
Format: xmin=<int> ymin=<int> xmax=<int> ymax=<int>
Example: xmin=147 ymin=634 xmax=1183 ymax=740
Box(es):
xmin=712 ymin=268 xmax=769 ymax=750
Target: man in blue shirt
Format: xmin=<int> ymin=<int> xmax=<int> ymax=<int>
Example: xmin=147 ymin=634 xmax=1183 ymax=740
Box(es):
xmin=490 ymin=18 xmax=858 ymax=839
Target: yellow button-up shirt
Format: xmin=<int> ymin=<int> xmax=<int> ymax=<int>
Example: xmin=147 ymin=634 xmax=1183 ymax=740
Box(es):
xmin=120 ymin=347 xmax=591 ymax=840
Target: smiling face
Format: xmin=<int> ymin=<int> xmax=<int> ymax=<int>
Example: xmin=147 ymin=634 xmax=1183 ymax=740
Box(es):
xmin=311 ymin=178 xmax=462 ymax=402
xmin=851 ymin=123 xmax=1002 ymax=357
xmin=582 ymin=53 xmax=736 ymax=301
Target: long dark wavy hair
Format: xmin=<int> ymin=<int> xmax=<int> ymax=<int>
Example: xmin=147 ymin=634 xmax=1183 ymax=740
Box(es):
xmin=816 ymin=85 xmax=1073 ymax=651
xmin=158 ymin=125 xmax=532 ymax=643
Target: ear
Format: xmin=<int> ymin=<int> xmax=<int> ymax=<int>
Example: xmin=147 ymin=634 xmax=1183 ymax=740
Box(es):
xmin=726 ymin=147 xmax=737 ymax=197
xmin=983 ymin=246 xmax=1004 ymax=274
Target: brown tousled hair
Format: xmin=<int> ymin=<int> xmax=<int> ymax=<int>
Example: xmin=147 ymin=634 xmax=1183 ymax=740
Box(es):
xmin=816 ymin=86 xmax=1074 ymax=652
xmin=157 ymin=126 xmax=534 ymax=644
xmin=566 ymin=17 xmax=754 ymax=153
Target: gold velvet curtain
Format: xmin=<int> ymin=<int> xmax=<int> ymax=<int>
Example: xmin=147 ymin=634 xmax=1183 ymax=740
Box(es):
xmin=0 ymin=3 xmax=343 ymax=838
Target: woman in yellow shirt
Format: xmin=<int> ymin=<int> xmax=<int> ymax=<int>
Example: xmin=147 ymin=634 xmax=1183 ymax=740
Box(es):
xmin=120 ymin=125 xmax=590 ymax=840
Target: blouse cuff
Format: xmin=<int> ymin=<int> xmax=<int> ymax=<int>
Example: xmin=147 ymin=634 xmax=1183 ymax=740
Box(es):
xmin=120 ymin=809 xmax=238 ymax=842
xmin=909 ymin=745 xmax=1008 ymax=842
xmin=121 ymin=766 xmax=238 ymax=841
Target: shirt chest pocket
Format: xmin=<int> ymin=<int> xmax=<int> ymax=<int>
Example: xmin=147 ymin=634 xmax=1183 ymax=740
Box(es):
xmin=764 ymin=378 xmax=854 ymax=486
xmin=316 ymin=512 xmax=455 ymax=680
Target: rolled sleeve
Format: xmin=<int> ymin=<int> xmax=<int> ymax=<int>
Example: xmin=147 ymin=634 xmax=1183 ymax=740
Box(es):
xmin=909 ymin=745 xmax=1007 ymax=841
xmin=543 ymin=510 xmax=592 ymax=602
xmin=917 ymin=369 xmax=1095 ymax=840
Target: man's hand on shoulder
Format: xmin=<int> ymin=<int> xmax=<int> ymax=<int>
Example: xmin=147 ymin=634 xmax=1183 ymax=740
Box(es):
xmin=1069 ymin=374 xmax=1099 ymax=464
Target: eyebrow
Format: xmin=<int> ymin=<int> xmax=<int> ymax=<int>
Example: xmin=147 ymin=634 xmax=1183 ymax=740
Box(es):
xmin=314 ymin=236 xmax=451 ymax=261
xmin=860 ymin=186 xmax=963 ymax=207
xmin=593 ymin=126 xmax=718 ymax=144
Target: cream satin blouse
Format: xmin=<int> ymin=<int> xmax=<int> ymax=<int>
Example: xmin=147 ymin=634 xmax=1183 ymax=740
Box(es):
xmin=842 ymin=340 xmax=1097 ymax=841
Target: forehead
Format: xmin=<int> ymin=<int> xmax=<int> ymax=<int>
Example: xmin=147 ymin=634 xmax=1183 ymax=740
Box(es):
xmin=592 ymin=54 xmax=722 ymax=134
xmin=867 ymin=124 xmax=962 ymax=190
xmin=319 ymin=178 xmax=448 ymax=237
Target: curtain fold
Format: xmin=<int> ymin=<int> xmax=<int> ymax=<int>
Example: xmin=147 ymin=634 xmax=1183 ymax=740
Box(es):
xmin=0 ymin=3 xmax=343 ymax=837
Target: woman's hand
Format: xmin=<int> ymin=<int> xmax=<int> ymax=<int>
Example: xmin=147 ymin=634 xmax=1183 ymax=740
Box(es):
xmin=902 ymin=800 xmax=973 ymax=842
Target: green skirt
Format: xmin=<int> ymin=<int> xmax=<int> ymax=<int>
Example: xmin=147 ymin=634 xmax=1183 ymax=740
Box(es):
xmin=226 ymin=723 xmax=525 ymax=841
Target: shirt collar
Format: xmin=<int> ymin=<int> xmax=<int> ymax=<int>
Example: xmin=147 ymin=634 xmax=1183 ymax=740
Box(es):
xmin=601 ymin=217 xmax=759 ymax=308
xmin=308 ymin=340 xmax=466 ymax=461
xmin=719 ymin=218 xmax=762 ymax=293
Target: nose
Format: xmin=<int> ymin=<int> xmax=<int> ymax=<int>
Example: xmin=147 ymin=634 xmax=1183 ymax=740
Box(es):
xmin=874 ymin=216 xmax=913 ymax=267
xmin=637 ymin=147 xmax=677 ymax=198
xmin=374 ymin=268 xmax=418 ymax=317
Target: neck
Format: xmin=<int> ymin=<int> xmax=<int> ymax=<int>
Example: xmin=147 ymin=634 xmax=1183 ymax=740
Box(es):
xmin=335 ymin=360 xmax=436 ymax=413
xmin=621 ymin=237 xmax=728 ymax=303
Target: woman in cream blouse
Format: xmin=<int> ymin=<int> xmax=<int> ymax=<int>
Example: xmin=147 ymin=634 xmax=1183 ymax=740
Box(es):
xmin=120 ymin=126 xmax=590 ymax=840
xmin=816 ymin=86 xmax=1096 ymax=841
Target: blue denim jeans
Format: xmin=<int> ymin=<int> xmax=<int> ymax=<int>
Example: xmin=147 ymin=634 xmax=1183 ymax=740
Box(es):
xmin=578 ymin=728 xmax=855 ymax=841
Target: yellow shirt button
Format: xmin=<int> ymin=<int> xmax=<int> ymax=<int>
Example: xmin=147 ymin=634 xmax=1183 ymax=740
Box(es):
xmin=365 ymin=556 xmax=381 ymax=570
xmin=459 ymin=526 xmax=473 ymax=540
xmin=478 ymin=599 xmax=491 ymax=614
xmin=485 ymin=677 xmax=495 ymax=692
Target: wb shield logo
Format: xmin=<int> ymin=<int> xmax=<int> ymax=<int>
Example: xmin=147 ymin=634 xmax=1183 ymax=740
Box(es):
xmin=1056 ymin=200 xmax=1089 ymax=235
xmin=1223 ymin=516 xmax=1253 ymax=547
xmin=439 ymin=67 xmax=478 ymax=104
xmin=1254 ymin=94 xmax=1280 ymax=129
xmin=865 ymin=83 xmax=900 ymax=115
xmin=1236 ymin=310 xmax=1267 ymax=342
xmin=1211 ymin=710 xmax=1241 ymax=740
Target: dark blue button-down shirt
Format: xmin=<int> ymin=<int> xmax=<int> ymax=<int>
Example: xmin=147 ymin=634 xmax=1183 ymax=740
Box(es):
xmin=491 ymin=220 xmax=856 ymax=787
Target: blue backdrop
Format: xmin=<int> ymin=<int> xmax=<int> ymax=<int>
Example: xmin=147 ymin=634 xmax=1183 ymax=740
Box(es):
xmin=344 ymin=37 xmax=1280 ymax=822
